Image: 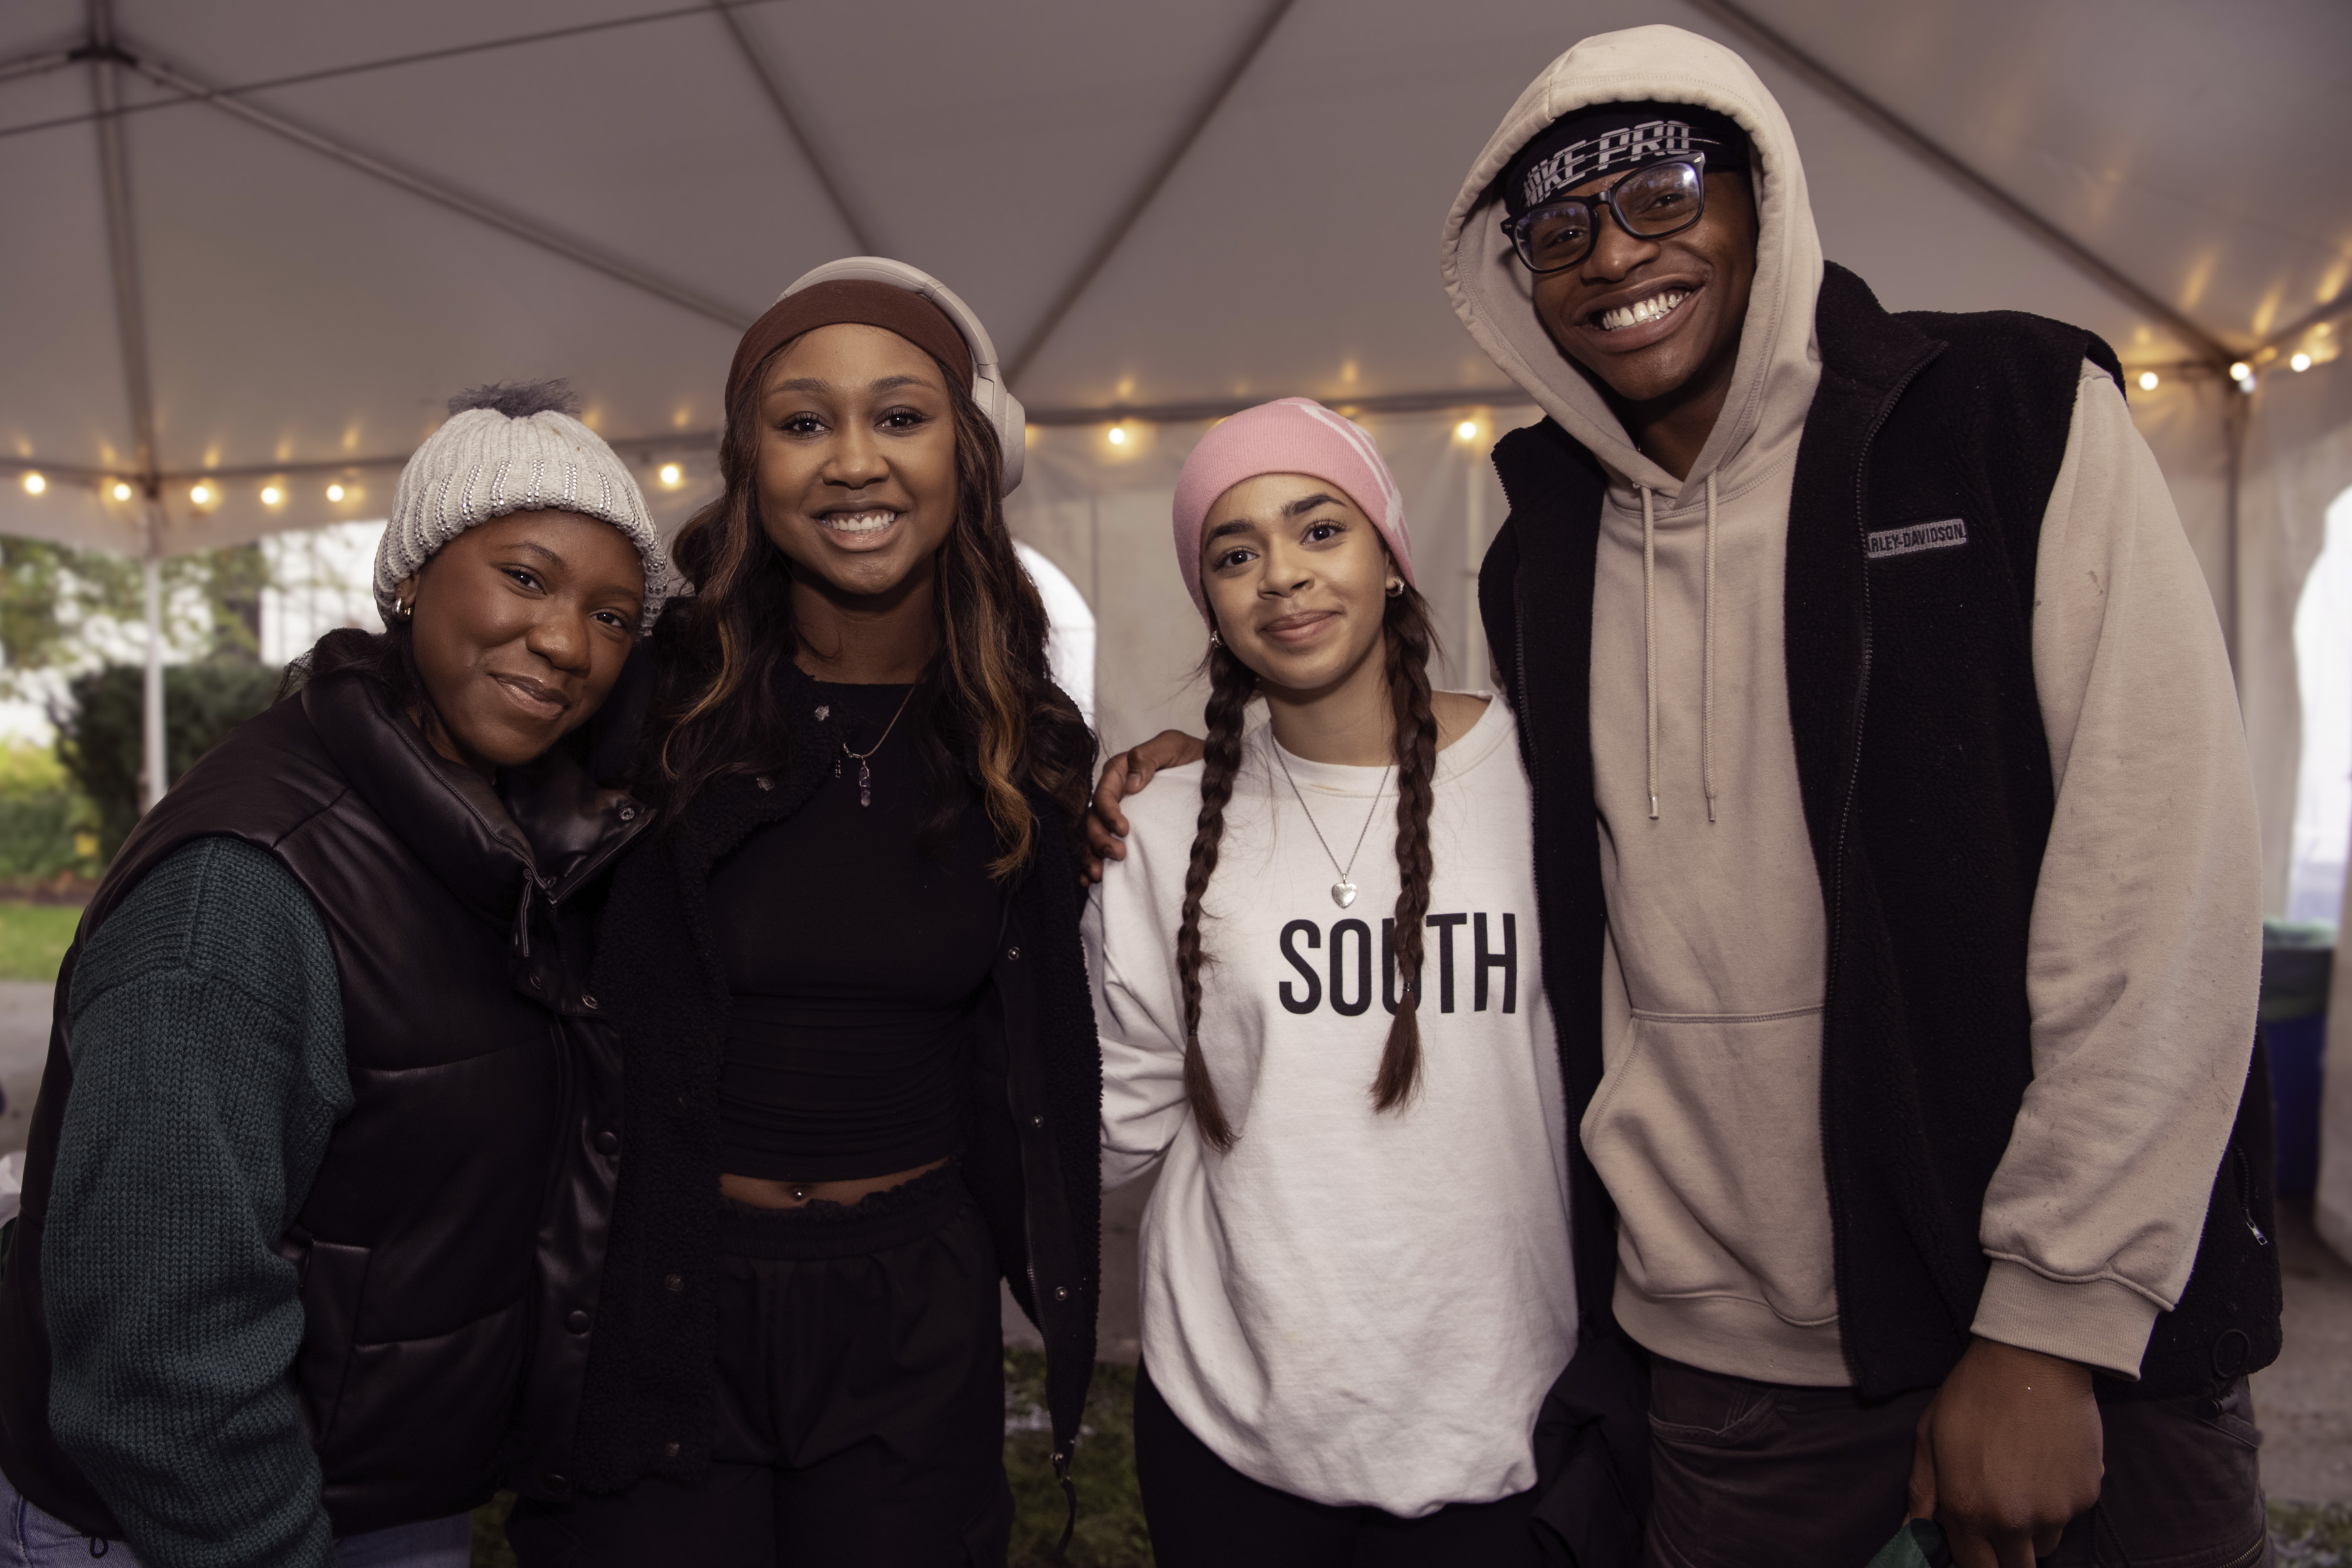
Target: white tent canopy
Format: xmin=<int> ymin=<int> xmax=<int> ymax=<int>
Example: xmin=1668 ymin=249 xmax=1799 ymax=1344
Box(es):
xmin=1 ymin=1 xmax=2347 ymax=871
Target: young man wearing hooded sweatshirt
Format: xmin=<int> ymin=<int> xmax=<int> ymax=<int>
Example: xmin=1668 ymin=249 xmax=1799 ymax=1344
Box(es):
xmin=1090 ymin=25 xmax=2275 ymax=1568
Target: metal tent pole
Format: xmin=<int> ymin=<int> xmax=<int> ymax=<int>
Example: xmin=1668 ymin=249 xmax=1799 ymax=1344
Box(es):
xmin=140 ymin=532 xmax=164 ymax=810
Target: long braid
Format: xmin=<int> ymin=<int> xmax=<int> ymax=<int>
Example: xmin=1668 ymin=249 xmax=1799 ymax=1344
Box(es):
xmin=1372 ymin=587 xmax=1439 ymax=1112
xmin=1174 ymin=640 xmax=1258 ymax=1151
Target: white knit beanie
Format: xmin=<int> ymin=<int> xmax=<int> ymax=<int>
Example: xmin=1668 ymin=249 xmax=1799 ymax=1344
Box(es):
xmin=374 ymin=381 xmax=677 ymax=633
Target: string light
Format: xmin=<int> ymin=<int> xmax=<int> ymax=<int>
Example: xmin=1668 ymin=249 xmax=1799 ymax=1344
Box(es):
xmin=657 ymin=462 xmax=682 ymax=488
xmin=326 ymin=483 xmax=346 ymax=502
xmin=2291 ymin=352 xmax=2313 ymax=372
xmin=2137 ymin=371 xmax=2159 ymax=391
xmin=1456 ymin=420 xmax=1480 ymax=441
xmin=1106 ymin=424 xmax=1128 ymax=446
xmin=2229 ymin=362 xmax=2252 ymax=381
xmin=20 ymin=473 xmax=44 ymax=495
xmin=260 ymin=485 xmax=283 ymax=506
xmin=189 ymin=483 xmax=213 ymax=506
xmin=112 ymin=481 xmax=133 ymax=501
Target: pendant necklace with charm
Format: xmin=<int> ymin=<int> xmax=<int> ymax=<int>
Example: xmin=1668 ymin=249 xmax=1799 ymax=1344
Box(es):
xmin=834 ymin=686 xmax=918 ymax=808
xmin=1271 ymin=743 xmax=1391 ymax=909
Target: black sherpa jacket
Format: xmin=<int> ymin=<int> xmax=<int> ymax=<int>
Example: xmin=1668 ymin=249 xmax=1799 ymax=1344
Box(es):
xmin=564 ymin=660 xmax=1101 ymax=1494
xmin=1481 ymin=263 xmax=2280 ymax=1411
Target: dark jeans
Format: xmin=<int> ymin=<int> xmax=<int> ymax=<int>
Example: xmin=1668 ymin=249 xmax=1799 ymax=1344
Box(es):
xmin=1642 ymin=1356 xmax=2270 ymax=1568
xmin=1133 ymin=1362 xmax=1546 ymax=1567
xmin=509 ymin=1175 xmax=1011 ymax=1568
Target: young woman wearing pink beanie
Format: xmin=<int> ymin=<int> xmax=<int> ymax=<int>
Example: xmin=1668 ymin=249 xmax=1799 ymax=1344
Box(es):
xmin=1087 ymin=398 xmax=1577 ymax=1565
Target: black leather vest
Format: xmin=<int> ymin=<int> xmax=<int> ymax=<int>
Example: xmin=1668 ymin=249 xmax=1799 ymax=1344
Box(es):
xmin=0 ymin=672 xmax=649 ymax=1536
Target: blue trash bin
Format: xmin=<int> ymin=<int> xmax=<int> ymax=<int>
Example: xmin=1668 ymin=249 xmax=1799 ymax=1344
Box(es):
xmin=2261 ymin=920 xmax=2334 ymax=1197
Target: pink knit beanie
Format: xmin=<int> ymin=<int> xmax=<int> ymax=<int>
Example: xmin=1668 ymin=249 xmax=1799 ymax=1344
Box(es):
xmin=1171 ymin=398 xmax=1414 ymax=626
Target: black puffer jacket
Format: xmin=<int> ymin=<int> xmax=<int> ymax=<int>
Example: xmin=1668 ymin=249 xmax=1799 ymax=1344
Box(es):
xmin=0 ymin=672 xmax=651 ymax=1534
xmin=568 ymin=660 xmax=1102 ymax=1492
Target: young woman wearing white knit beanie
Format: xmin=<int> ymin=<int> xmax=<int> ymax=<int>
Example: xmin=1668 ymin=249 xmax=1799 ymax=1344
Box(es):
xmin=0 ymin=381 xmax=669 ymax=1568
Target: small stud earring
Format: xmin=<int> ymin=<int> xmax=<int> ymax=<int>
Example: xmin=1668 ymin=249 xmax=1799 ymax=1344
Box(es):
xmin=1207 ymin=627 xmax=1222 ymax=646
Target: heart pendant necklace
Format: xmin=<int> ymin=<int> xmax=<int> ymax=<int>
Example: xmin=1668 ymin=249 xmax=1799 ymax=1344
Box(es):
xmin=1271 ymin=743 xmax=1391 ymax=909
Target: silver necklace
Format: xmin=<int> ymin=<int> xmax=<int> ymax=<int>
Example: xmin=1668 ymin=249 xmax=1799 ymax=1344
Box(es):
xmin=1271 ymin=743 xmax=1391 ymax=909
xmin=834 ymin=686 xmax=917 ymax=808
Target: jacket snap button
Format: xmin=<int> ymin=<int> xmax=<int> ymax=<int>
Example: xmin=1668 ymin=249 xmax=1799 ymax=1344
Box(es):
xmin=664 ymin=1273 xmax=685 ymax=1294
xmin=1005 ymin=946 xmax=1020 ymax=961
xmin=527 ymin=974 xmax=544 ymax=991
xmin=663 ymin=1441 xmax=681 ymax=1459
xmin=596 ymin=1130 xmax=621 ymax=1155
xmin=544 ymin=1473 xmax=570 ymax=1495
xmin=581 ymin=993 xmax=598 ymax=1010
xmin=1030 ymin=1115 xmax=1044 ymax=1129
xmin=617 ymin=804 xmax=636 ymax=821
xmin=566 ymin=1310 xmax=591 ymax=1334
xmin=1052 ymin=1285 xmax=1069 ymax=1301
xmin=756 ymin=775 xmax=774 ymax=791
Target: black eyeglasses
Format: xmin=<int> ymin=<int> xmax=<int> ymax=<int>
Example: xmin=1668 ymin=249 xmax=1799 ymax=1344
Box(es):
xmin=1502 ymin=154 xmax=1708 ymax=275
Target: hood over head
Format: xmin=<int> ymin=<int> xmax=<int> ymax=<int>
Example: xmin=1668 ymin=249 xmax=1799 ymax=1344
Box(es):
xmin=1439 ymin=25 xmax=1824 ymax=501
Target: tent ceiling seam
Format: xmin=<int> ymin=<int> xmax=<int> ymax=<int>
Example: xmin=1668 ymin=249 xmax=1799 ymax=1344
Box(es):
xmin=0 ymin=3 xmax=775 ymax=147
xmin=1684 ymin=0 xmax=2234 ymax=366
xmin=710 ymin=1 xmax=877 ymax=258
xmin=1005 ymin=0 xmax=1299 ymax=388
xmin=112 ymin=39 xmax=756 ymax=332
xmin=0 ymin=50 xmax=75 ymax=88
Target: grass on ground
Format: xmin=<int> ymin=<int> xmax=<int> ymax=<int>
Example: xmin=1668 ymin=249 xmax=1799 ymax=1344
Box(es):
xmin=0 ymin=901 xmax=77 ymax=983
xmin=2270 ymin=1500 xmax=2352 ymax=1567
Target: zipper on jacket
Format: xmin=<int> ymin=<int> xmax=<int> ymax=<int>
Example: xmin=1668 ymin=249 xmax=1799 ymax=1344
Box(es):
xmin=1821 ymin=353 xmax=1936 ymax=1379
xmin=2232 ymin=1145 xmax=2269 ymax=1246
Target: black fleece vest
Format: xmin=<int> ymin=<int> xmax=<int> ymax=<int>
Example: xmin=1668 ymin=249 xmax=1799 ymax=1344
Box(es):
xmin=0 ymin=674 xmax=648 ymax=1535
xmin=1480 ymin=263 xmax=2280 ymax=1400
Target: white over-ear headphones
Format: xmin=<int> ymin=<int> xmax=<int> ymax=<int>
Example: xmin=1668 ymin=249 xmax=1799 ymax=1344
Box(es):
xmin=776 ymin=257 xmax=1027 ymax=497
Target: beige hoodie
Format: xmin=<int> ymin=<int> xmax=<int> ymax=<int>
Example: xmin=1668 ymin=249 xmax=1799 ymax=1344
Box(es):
xmin=1438 ymin=26 xmax=2261 ymax=1384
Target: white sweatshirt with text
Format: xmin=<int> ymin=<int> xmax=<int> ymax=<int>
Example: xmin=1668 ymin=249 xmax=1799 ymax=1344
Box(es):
xmin=1089 ymin=696 xmax=1576 ymax=1515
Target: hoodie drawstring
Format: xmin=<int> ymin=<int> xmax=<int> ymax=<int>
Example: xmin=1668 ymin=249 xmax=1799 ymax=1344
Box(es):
xmin=1703 ymin=471 xmax=1718 ymax=824
xmin=1640 ymin=475 xmax=1720 ymax=825
xmin=1641 ymin=485 xmax=1658 ymax=820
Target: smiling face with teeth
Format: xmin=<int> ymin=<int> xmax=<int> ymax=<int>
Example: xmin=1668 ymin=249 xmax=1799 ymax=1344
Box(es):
xmin=1532 ymin=167 xmax=1759 ymax=479
xmin=756 ymin=322 xmax=961 ymax=672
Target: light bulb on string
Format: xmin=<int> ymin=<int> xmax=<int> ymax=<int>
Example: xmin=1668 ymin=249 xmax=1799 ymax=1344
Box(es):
xmin=20 ymin=473 xmax=44 ymax=496
xmin=2137 ymin=371 xmax=2159 ymax=391
xmin=326 ymin=483 xmax=346 ymax=502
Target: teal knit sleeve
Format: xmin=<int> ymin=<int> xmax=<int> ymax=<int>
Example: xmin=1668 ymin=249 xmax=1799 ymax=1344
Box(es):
xmin=46 ymin=835 xmax=349 ymax=1568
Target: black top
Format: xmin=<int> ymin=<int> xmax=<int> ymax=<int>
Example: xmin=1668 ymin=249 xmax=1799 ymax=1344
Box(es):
xmin=572 ymin=655 xmax=1103 ymax=1493
xmin=705 ymin=682 xmax=1000 ymax=1181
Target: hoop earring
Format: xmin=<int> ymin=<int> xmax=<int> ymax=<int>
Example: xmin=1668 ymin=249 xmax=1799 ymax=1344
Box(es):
xmin=1385 ymin=580 xmax=1404 ymax=598
xmin=1207 ymin=627 xmax=1222 ymax=646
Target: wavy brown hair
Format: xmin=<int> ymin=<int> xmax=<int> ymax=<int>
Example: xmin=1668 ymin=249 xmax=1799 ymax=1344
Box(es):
xmin=1175 ymin=583 xmax=1439 ymax=1150
xmin=644 ymin=343 xmax=1094 ymax=871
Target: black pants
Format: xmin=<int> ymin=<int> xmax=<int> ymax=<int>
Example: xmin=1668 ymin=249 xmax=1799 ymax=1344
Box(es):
xmin=510 ymin=1171 xmax=1012 ymax=1568
xmin=1642 ymin=1355 xmax=2271 ymax=1568
xmin=1133 ymin=1362 xmax=1546 ymax=1567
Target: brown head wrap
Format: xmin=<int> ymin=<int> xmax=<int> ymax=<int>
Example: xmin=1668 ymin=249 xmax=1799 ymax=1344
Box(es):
xmin=724 ymin=280 xmax=976 ymax=411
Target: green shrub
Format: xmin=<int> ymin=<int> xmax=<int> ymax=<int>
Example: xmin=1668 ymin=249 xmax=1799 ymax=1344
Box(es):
xmin=55 ymin=664 xmax=283 ymax=858
xmin=0 ymin=742 xmax=101 ymax=883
